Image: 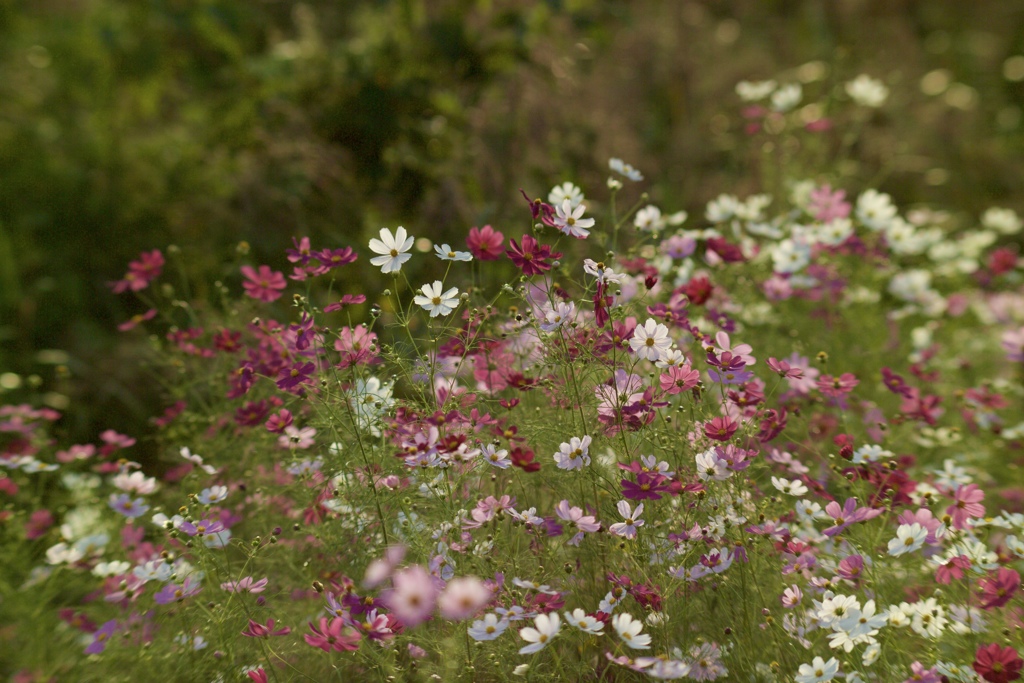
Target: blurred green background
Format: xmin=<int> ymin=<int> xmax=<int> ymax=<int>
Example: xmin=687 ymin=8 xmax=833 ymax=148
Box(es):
xmin=2 ymin=0 xmax=1024 ymax=449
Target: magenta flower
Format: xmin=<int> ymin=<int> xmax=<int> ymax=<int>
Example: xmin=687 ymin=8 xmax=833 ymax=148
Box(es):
xmin=179 ymin=519 xmax=225 ymax=538
xmin=466 ymin=225 xmax=505 ymax=260
xmin=276 ymin=361 xmax=316 ymax=392
xmin=703 ymin=416 xmax=738 ymax=442
xmin=241 ymin=265 xmax=287 ymax=302
xmin=506 ymin=235 xmax=561 ymax=276
xmin=978 ymin=567 xmax=1020 ymax=610
xmin=315 ymin=246 xmax=358 ymax=270
xmin=621 ymin=472 xmax=672 ymax=501
xmin=766 ymin=356 xmax=804 ymax=379
xmin=947 ymin=483 xmax=985 ymax=529
xmin=242 ymin=618 xmax=291 ymax=638
xmin=305 ymin=617 xmax=361 ymax=652
xmin=110 ymin=250 xmax=165 ymax=293
xmin=324 ymin=294 xmax=366 ymax=313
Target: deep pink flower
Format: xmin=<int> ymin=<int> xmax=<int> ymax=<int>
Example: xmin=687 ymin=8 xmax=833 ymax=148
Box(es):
xmin=947 ymin=483 xmax=985 ymax=529
xmin=305 ymin=617 xmax=361 ymax=652
xmin=836 ymin=554 xmax=864 ymax=582
xmin=817 ymin=372 xmax=859 ymax=398
xmin=506 ymin=234 xmax=561 ymax=276
xmin=314 ymin=246 xmax=358 ymax=270
xmin=823 ymin=498 xmax=881 ymax=537
xmin=241 ymin=265 xmax=287 ymax=302
xmin=621 ymin=472 xmax=672 ymax=501
xmin=466 ymin=225 xmax=505 ymax=260
xmin=324 ymin=294 xmax=367 ymax=312
xmin=335 ymin=326 xmax=378 ymax=368
xmin=935 ymin=555 xmax=971 ymax=584
xmin=247 ymin=668 xmax=269 ymax=683
xmin=979 ymin=567 xmax=1020 ymax=610
xmin=704 ymin=416 xmax=738 ymax=442
xmin=766 ymin=357 xmax=804 ymax=379
xmin=110 ymin=250 xmax=165 ymax=293
xmin=974 ymin=643 xmax=1023 ymax=683
xmin=242 ymin=618 xmax=291 ymax=637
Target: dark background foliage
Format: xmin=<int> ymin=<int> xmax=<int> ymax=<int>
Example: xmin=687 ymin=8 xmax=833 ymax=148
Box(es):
xmin=2 ymin=0 xmax=1023 ymax=449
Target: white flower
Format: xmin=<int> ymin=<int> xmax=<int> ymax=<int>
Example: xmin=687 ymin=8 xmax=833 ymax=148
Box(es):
xmin=772 ymin=476 xmax=808 ymax=497
xmin=845 ymin=75 xmax=889 ymax=107
xmin=608 ymin=501 xmax=644 ymax=540
xmin=816 ymin=218 xmax=853 ymax=246
xmin=982 ymin=207 xmax=1022 ymax=235
xmin=771 ymin=83 xmax=802 ymax=112
xmin=434 ymin=243 xmax=473 ymax=262
xmin=816 ymin=594 xmax=861 ymax=628
xmin=549 ymin=182 xmax=584 ymax=208
xmin=518 ymin=612 xmax=560 ymax=654
xmin=540 ymin=301 xmax=576 ymax=333
xmin=735 ymin=79 xmax=777 ymax=101
xmin=92 ymin=560 xmax=131 ymax=577
xmin=862 ymin=641 xmax=881 ymax=666
xmin=584 ymin=259 xmax=624 ymax=284
xmin=468 ymin=613 xmax=509 ymax=641
xmin=611 ymin=613 xmax=651 ymax=649
xmin=706 ymin=194 xmax=740 ymax=223
xmin=553 ymin=436 xmax=592 ymax=471
xmin=111 ymin=470 xmax=158 ymax=495
xmin=629 ymin=318 xmax=672 ymax=362
xmin=888 ymin=523 xmax=927 ymax=556
xmin=795 ymin=656 xmax=839 ymax=683
xmin=772 ymin=238 xmax=812 ymax=274
xmin=609 ymin=158 xmax=643 ymax=181
xmin=197 ymin=485 xmax=229 ymax=505
xmin=564 ymin=608 xmax=604 ymax=634
xmin=695 ymin=449 xmax=731 ymax=481
xmin=554 ymin=198 xmax=594 ymax=239
xmin=599 ymin=591 xmax=622 ymax=613
xmin=413 ymin=281 xmax=460 ymax=318
xmin=635 ymin=205 xmax=666 ymax=232
xmin=481 ymin=444 xmax=511 ymax=469
xmin=368 ymin=226 xmax=414 ymax=274
xmin=856 ymin=190 xmax=897 ymax=232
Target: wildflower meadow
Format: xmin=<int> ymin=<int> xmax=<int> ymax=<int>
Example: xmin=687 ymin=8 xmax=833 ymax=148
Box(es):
xmin=4 ymin=29 xmax=1024 ymax=683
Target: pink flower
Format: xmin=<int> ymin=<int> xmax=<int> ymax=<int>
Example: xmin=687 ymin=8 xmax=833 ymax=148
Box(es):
xmin=947 ymin=483 xmax=985 ymax=529
xmin=1003 ymin=327 xmax=1024 ymax=363
xmin=118 ymin=308 xmax=157 ymax=331
xmin=554 ymin=499 xmax=601 ymax=545
xmin=382 ymin=566 xmax=438 ymax=627
xmin=304 ymin=617 xmax=361 ymax=652
xmin=817 ymin=372 xmax=859 ymax=398
xmin=109 ymin=250 xmax=164 ymax=293
xmin=242 ymin=618 xmax=290 ymax=637
xmin=222 ymin=577 xmax=269 ymax=594
xmin=658 ymin=364 xmax=700 ymax=395
xmin=438 ymin=577 xmax=493 ymax=620
xmin=241 ymin=265 xmax=287 ymax=302
xmin=466 ymin=225 xmax=505 ymax=260
xmin=807 ymin=184 xmax=851 ymax=223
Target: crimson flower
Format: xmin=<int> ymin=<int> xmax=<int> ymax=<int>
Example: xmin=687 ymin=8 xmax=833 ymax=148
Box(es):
xmin=978 ymin=567 xmax=1020 ymax=610
xmin=974 ymin=643 xmax=1023 ymax=683
xmin=506 ymin=235 xmax=561 ymax=276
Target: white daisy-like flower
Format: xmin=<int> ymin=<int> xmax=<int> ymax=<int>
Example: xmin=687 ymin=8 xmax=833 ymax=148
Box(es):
xmin=368 ymin=226 xmax=414 ymax=274
xmin=887 ymin=522 xmax=927 ymax=556
xmin=540 ymin=301 xmax=576 ymax=333
xmin=795 ymin=656 xmax=839 ymax=683
xmin=480 ymin=444 xmax=511 ymax=469
xmin=772 ymin=476 xmax=808 ymax=497
xmin=583 ymin=258 xmax=624 ymax=284
xmin=548 ymin=182 xmax=584 ymax=208
xmin=553 ymin=436 xmax=592 ymax=471
xmin=611 ymin=612 xmax=651 ymax=649
xmin=608 ymin=501 xmax=644 ymax=540
xmin=856 ymin=190 xmax=897 ymax=232
xmin=696 ymin=449 xmax=731 ymax=482
xmin=771 ymin=83 xmax=802 ymax=112
xmin=609 ymin=157 xmax=643 ymax=181
xmin=413 ymin=281 xmax=460 ymax=318
xmin=434 ymin=243 xmax=473 ymax=262
xmin=564 ymin=608 xmax=604 ymax=635
xmin=629 ymin=318 xmax=672 ymax=362
xmin=554 ymin=198 xmax=594 ymax=239
xmin=845 ymin=74 xmax=889 ymax=107
xmin=468 ymin=613 xmax=508 ymax=641
xmin=518 ymin=612 xmax=560 ymax=654
xmin=735 ymin=79 xmax=777 ymax=101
